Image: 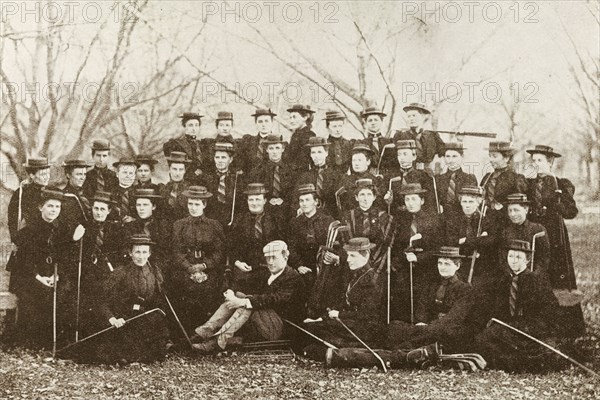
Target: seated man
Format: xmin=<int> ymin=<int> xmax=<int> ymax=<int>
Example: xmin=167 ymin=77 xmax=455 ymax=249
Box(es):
xmin=472 ymin=240 xmax=561 ymax=372
xmin=191 ymin=240 xmax=305 ymax=353
xmin=386 ymin=247 xmax=474 ymax=353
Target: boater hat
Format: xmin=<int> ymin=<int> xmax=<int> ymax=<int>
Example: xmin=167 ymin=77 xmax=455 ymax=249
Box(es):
xmin=505 ymin=239 xmax=533 ymax=253
xmin=216 ymin=111 xmax=234 ymax=121
xmin=166 ymin=151 xmax=192 ymax=164
xmin=251 ymin=108 xmax=277 ymax=117
xmin=504 ymin=193 xmax=530 ymax=205
xmin=526 ymin=145 xmax=561 ymax=158
xmin=323 ymin=110 xmax=346 ymax=120
xmin=351 ymin=143 xmax=375 ymax=155
xmin=214 ymin=142 xmax=235 ymax=154
xmin=243 ymin=183 xmax=269 ymax=196
xmin=458 ymin=186 xmax=484 ymax=197
xmin=112 ymin=157 xmax=137 ymax=168
xmin=62 ymin=159 xmax=91 ymax=169
xmin=360 ymin=106 xmax=386 ymax=118
xmin=296 ymin=183 xmax=318 ymax=197
xmin=403 ymin=102 xmax=431 ymax=115
xmin=182 ymin=186 xmax=212 ymax=199
xmin=305 ymin=137 xmax=330 ymax=148
xmin=23 ymin=157 xmax=51 ymax=170
xmin=128 ymin=233 xmax=155 ymax=246
xmin=486 ymin=141 xmax=516 ymax=155
xmin=90 ymin=191 xmax=116 ymax=205
xmin=40 ymin=187 xmax=65 ymax=202
xmin=434 ymin=246 xmax=466 ymax=259
xmin=354 ymin=178 xmax=378 ymax=195
xmin=91 ymin=139 xmax=111 ymax=151
xmin=178 ymin=112 xmax=203 ymax=120
xmin=133 ymin=188 xmax=162 ymax=199
xmin=134 ymin=154 xmax=159 ymax=166
xmin=444 ymin=142 xmax=466 ymax=152
xmin=396 ymin=140 xmax=417 ymax=150
xmin=261 ymin=134 xmax=286 ymax=146
xmin=287 ymin=104 xmax=315 ymax=114
xmin=343 ymin=237 xmax=376 ymax=252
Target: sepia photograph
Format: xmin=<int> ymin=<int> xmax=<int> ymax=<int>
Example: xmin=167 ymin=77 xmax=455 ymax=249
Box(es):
xmin=0 ymin=1 xmax=599 ymax=398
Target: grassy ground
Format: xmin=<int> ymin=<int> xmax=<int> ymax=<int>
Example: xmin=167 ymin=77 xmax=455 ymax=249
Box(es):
xmin=1 ymin=219 xmax=599 ymax=399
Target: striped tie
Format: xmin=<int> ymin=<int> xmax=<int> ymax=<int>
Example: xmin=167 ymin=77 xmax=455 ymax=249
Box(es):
xmin=410 ymin=214 xmax=418 ymax=237
xmin=195 ymin=140 xmax=202 ymax=163
xmin=316 ymin=167 xmax=324 ymax=195
xmin=120 ymin=189 xmax=130 ymax=218
xmin=257 ymin=140 xmax=264 ymax=160
xmin=218 ymin=173 xmax=227 ymax=203
xmin=509 ymin=275 xmax=519 ymax=317
xmin=485 ymin=172 xmax=499 ymax=206
xmin=372 ymin=137 xmax=379 ymax=152
xmin=447 ymin=172 xmax=456 ymax=205
xmin=415 ymin=131 xmax=424 ymax=157
xmin=435 ymin=279 xmax=449 ymax=303
xmin=95 ymin=224 xmax=104 ymax=251
xmin=273 ymin=165 xmax=281 ymax=197
xmin=465 ymin=214 xmax=475 ymax=238
xmin=362 ymin=212 xmax=371 ymax=237
xmin=97 ymin=169 xmax=105 ymax=192
xmin=254 ymin=214 xmax=263 ymax=239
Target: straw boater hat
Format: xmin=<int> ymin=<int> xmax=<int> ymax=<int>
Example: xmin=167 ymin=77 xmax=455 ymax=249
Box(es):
xmin=434 ymin=246 xmax=466 ymax=259
xmin=458 ymin=186 xmax=484 ymax=197
xmin=505 ymin=239 xmax=533 ymax=253
xmin=305 ymin=137 xmax=330 ymax=148
xmin=182 ymin=186 xmax=212 ymax=199
xmin=286 ymin=104 xmax=315 ymax=114
xmin=403 ymin=102 xmax=431 ymax=115
xmin=23 ymin=157 xmax=51 ymax=170
xmin=128 ymin=233 xmax=155 ymax=246
xmin=343 ymin=237 xmax=376 ymax=252
xmin=214 ymin=142 xmax=235 ymax=154
xmin=132 ymin=188 xmax=162 ymax=200
xmin=351 ymin=143 xmax=375 ymax=155
xmin=90 ymin=191 xmax=116 ymax=205
xmin=243 ymin=183 xmax=269 ymax=196
xmin=444 ymin=142 xmax=466 ymax=153
xmin=526 ymin=144 xmax=562 ymax=158
xmin=396 ymin=183 xmax=427 ymax=196
xmin=360 ymin=106 xmax=386 ymax=118
xmin=486 ymin=141 xmax=517 ymax=155
xmin=504 ymin=193 xmax=530 ymax=205
xmin=166 ymin=151 xmax=192 ymax=164
xmin=396 ymin=140 xmax=417 ymax=150
xmin=323 ymin=110 xmax=346 ymax=120
xmin=251 ymin=108 xmax=277 ymax=118
xmin=62 ymin=159 xmax=91 ymax=169
xmin=91 ymin=139 xmax=111 ymax=151
xmin=354 ymin=178 xmax=378 ymax=195
xmin=112 ymin=157 xmax=137 ymax=168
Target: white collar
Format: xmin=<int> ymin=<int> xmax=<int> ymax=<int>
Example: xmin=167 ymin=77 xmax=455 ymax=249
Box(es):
xmin=268 ymin=268 xmax=285 ymax=285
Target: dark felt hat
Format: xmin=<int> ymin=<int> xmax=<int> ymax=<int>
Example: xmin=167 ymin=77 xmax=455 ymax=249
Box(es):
xmin=354 ymin=178 xmax=377 ymax=195
xmin=182 ymin=186 xmax=212 ymax=199
xmin=178 ymin=112 xmax=203 ymax=120
xmin=40 ymin=187 xmax=65 ymax=202
xmin=251 ymin=108 xmax=277 ymax=117
xmin=305 ymin=137 xmax=330 ymax=148
xmin=360 ymin=106 xmax=386 ymax=118
xmin=23 ymin=157 xmax=52 ymax=170
xmin=396 ymin=139 xmax=417 ymax=150
xmin=261 ymin=134 xmax=286 ymax=146
xmin=403 ymin=102 xmax=431 ymax=115
xmin=287 ymin=104 xmax=315 ymax=114
xmin=526 ymin=144 xmax=561 ymax=158
xmin=396 ymin=183 xmax=427 ymax=195
xmin=90 ymin=191 xmax=116 ymax=205
xmin=91 ymin=139 xmax=111 ymax=151
xmin=166 ymin=151 xmax=192 ymax=164
xmin=112 ymin=157 xmax=137 ymax=168
xmin=351 ymin=143 xmax=374 ymax=154
xmin=504 ymin=193 xmax=530 ymax=205
xmin=343 ymin=237 xmax=376 ymax=252
xmin=505 ymin=239 xmax=533 ymax=253
xmin=323 ymin=110 xmax=346 ymax=120
xmin=216 ymin=111 xmax=234 ymax=121
xmin=434 ymin=246 xmax=465 ymax=259
xmin=296 ymin=183 xmax=317 ymax=197
xmin=128 ymin=233 xmax=155 ymax=246
xmin=243 ymin=183 xmax=269 ymax=196
xmin=134 ymin=154 xmax=159 ymax=166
